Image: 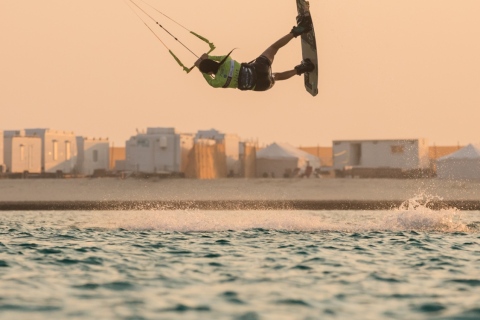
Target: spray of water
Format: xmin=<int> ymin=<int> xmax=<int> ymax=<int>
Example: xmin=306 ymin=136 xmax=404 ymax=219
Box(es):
xmin=79 ymin=192 xmax=473 ymax=233
xmin=381 ymin=193 xmax=469 ymax=232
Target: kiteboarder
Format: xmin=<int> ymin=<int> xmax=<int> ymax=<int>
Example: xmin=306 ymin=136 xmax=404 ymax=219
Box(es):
xmin=194 ymin=15 xmax=315 ymax=91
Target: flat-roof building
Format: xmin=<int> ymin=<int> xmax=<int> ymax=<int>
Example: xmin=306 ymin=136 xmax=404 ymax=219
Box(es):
xmin=195 ymin=129 xmax=241 ymax=176
xmin=3 ymin=130 xmax=42 ymax=174
xmin=76 ymin=137 xmax=110 ymax=176
xmin=333 ymin=139 xmax=430 ymax=177
xmin=126 ymin=127 xmax=194 ymax=174
xmin=25 ymin=128 xmax=77 ymax=173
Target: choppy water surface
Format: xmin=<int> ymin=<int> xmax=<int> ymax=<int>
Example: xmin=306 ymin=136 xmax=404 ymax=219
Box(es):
xmin=1 ymin=206 xmax=479 ymax=320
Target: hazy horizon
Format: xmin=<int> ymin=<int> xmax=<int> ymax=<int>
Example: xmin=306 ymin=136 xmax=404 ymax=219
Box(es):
xmin=1 ymin=0 xmax=479 ymax=147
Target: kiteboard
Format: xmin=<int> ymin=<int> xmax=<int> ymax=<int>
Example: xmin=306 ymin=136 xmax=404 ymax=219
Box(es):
xmin=296 ymin=0 xmax=318 ymax=96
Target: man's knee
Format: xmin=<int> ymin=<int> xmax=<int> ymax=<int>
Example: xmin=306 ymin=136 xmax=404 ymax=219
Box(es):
xmin=260 ymin=48 xmax=275 ymax=63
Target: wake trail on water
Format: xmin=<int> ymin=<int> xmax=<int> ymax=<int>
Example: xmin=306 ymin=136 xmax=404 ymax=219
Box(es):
xmin=78 ymin=194 xmax=475 ymax=233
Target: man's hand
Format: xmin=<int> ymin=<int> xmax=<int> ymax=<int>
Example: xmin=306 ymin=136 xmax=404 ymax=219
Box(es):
xmin=194 ymin=53 xmax=209 ymax=68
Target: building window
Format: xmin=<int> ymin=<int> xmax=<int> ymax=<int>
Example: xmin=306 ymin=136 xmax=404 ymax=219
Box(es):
xmin=53 ymin=140 xmax=58 ymax=160
xmin=137 ymin=139 xmax=149 ymax=147
xmin=65 ymin=141 xmax=71 ymax=160
xmin=391 ymin=145 xmax=405 ymax=154
xmin=20 ymin=145 xmax=25 ymax=161
xmin=159 ymin=136 xmax=168 ymax=149
xmin=28 ymin=145 xmax=33 ymax=169
xmin=93 ymin=150 xmax=98 ymax=162
xmin=351 ymin=143 xmax=361 ymax=165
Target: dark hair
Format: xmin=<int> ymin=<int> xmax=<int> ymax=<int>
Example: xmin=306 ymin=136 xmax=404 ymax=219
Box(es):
xmin=199 ymin=59 xmax=220 ymax=74
xmin=198 ymin=49 xmax=236 ymax=75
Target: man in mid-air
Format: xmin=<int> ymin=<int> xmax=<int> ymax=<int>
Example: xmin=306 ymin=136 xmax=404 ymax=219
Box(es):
xmin=195 ymin=14 xmax=315 ymax=92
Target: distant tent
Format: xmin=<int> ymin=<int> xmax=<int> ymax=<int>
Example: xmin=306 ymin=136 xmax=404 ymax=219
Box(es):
xmin=256 ymin=142 xmax=321 ymax=178
xmin=436 ymin=144 xmax=480 ymax=180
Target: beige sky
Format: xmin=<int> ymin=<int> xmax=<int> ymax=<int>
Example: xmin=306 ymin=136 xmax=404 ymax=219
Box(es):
xmin=1 ymin=0 xmax=479 ymax=147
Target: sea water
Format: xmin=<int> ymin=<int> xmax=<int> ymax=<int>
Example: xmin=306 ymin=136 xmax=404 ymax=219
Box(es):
xmin=1 ymin=204 xmax=479 ymax=320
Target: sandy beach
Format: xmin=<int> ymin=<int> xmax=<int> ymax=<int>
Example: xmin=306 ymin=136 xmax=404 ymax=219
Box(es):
xmin=0 ymin=178 xmax=479 ymax=202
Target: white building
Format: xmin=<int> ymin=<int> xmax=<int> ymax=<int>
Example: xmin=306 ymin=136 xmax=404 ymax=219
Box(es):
xmin=195 ymin=129 xmax=241 ymax=176
xmin=126 ymin=127 xmax=194 ymax=174
xmin=76 ymin=137 xmax=110 ymax=176
xmin=0 ymin=131 xmax=4 ymax=173
xmin=3 ymin=130 xmax=42 ymax=173
xmin=25 ymin=128 xmax=77 ymax=173
xmin=333 ymin=139 xmax=430 ymax=172
xmin=436 ymin=144 xmax=480 ymax=180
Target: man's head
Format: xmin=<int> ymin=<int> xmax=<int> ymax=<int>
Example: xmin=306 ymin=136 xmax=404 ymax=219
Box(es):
xmin=196 ymin=49 xmax=235 ymax=75
xmin=198 ymin=59 xmax=220 ymax=74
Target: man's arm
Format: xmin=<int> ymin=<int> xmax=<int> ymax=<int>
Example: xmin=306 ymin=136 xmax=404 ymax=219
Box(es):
xmin=195 ymin=53 xmax=225 ymax=88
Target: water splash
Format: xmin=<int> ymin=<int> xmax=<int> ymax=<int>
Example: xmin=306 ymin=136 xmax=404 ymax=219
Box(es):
xmin=382 ymin=193 xmax=469 ymax=232
xmin=75 ymin=197 xmax=474 ymax=233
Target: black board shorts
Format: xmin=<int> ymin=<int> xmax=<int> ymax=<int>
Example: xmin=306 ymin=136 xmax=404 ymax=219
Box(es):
xmin=238 ymin=55 xmax=275 ymax=91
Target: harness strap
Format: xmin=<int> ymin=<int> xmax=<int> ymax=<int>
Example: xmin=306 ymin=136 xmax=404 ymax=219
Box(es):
xmin=238 ymin=63 xmax=257 ymax=91
xmin=222 ymin=60 xmax=236 ymax=88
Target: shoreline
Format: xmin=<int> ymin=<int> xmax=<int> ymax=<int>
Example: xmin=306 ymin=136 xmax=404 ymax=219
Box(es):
xmin=1 ymin=178 xmax=480 ymax=211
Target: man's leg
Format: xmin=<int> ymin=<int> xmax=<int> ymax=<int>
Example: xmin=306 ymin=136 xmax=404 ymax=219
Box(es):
xmin=274 ymin=58 xmax=316 ymax=81
xmin=260 ymin=33 xmax=295 ymax=64
xmin=273 ymin=70 xmax=297 ymax=81
xmin=260 ymin=14 xmax=313 ymax=64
